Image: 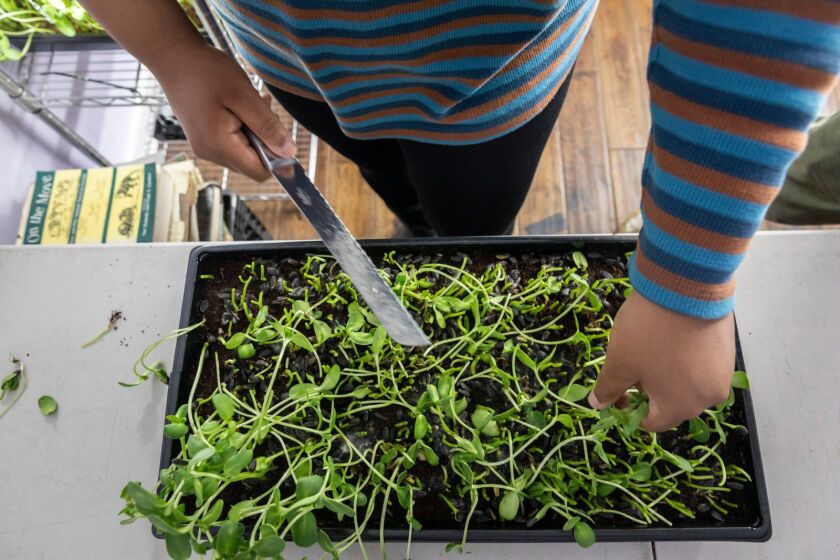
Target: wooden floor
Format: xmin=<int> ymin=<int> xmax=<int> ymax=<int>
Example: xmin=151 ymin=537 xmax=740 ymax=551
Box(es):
xmin=217 ymin=0 xmax=840 ymax=240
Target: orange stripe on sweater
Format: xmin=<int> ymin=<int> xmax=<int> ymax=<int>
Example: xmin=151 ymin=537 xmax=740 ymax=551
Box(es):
xmin=640 ymin=190 xmax=754 ymax=254
xmin=335 ymin=7 xmax=592 ymax=124
xmin=657 ymin=27 xmax=836 ymax=93
xmin=649 ymin=83 xmax=807 ymax=152
xmin=651 ymin=142 xmax=779 ymax=205
xmin=634 ymin=244 xmax=736 ymax=301
xmin=701 ymin=0 xmax=840 ymax=24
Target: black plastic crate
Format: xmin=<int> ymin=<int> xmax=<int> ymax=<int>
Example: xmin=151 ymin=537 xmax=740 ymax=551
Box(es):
xmin=160 ymin=236 xmax=771 ymax=544
xmin=221 ymin=192 xmax=272 ymax=241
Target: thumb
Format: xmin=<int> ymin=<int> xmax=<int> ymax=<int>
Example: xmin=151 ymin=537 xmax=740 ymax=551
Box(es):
xmin=588 ymin=363 xmax=636 ymax=410
xmin=234 ymin=87 xmax=296 ymax=158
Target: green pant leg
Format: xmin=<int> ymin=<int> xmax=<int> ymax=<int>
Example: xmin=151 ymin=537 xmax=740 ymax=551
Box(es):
xmin=766 ymin=112 xmax=840 ymax=225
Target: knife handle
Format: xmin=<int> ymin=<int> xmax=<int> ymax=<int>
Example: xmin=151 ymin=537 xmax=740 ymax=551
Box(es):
xmin=243 ymin=126 xmax=297 ymax=171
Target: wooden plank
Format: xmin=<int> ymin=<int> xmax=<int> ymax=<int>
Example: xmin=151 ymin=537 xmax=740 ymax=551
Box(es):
xmin=593 ymin=0 xmax=650 ymax=150
xmin=560 ymin=71 xmax=616 ymax=233
xmin=516 ymin=121 xmax=567 ymax=235
xmin=633 ymin=0 xmax=654 ymax=69
xmin=609 ymin=149 xmax=644 ymax=232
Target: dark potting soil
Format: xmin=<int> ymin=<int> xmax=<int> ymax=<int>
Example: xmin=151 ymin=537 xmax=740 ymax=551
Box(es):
xmin=171 ymin=246 xmax=760 ymax=534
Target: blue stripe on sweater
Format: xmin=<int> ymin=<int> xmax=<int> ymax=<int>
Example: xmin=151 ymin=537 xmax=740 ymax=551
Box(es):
xmin=629 ymin=253 xmax=735 ymax=319
xmin=640 ymin=218 xmax=745 ymax=278
xmin=671 ymin=0 xmax=840 ymax=54
xmin=650 ymin=105 xmax=796 ymax=168
xmin=648 ymin=63 xmax=813 ymax=130
xmin=655 ymin=46 xmax=825 ymax=113
xmin=221 ymin=0 xmax=571 ymax=32
xmin=657 ymin=2 xmax=840 ymax=73
xmin=645 ymin=155 xmax=768 ymax=222
xmin=643 ymin=168 xmax=763 ymax=238
xmin=652 ymin=125 xmax=785 ymax=185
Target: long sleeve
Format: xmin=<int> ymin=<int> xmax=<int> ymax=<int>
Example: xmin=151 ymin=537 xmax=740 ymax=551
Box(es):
xmin=630 ymin=0 xmax=840 ymax=318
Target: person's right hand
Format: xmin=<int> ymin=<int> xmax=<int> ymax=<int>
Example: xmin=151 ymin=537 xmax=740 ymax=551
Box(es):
xmin=153 ymin=43 xmax=296 ymax=181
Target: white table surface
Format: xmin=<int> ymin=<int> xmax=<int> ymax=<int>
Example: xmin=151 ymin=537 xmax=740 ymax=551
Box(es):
xmin=0 ymin=232 xmax=837 ymax=560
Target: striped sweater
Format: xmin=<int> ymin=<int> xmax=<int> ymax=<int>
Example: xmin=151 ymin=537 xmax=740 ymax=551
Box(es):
xmin=213 ymin=0 xmax=840 ymax=319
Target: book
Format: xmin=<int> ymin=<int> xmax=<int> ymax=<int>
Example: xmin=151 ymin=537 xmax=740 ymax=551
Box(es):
xmin=18 ymin=163 xmax=159 ymax=245
xmin=15 ymin=159 xmax=230 ymax=245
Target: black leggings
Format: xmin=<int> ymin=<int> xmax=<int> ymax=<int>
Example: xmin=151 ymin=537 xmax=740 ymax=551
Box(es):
xmin=267 ymin=69 xmax=573 ymax=236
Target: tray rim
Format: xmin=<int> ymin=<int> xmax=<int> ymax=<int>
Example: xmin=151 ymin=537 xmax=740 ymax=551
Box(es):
xmin=158 ymin=235 xmax=772 ymax=544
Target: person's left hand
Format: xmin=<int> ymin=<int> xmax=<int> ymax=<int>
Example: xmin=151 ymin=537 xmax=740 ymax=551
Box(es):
xmin=588 ymin=290 xmax=735 ymax=432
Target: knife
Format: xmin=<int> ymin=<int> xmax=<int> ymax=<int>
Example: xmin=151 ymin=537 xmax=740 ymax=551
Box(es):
xmin=243 ymin=128 xmax=431 ymax=347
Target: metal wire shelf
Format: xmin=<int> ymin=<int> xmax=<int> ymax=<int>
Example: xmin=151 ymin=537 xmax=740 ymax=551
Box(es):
xmin=8 ymin=45 xmax=166 ymax=108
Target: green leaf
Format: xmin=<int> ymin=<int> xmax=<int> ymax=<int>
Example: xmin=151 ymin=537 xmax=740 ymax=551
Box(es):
xmin=371 ymin=326 xmax=387 ymax=355
xmin=573 ymin=521 xmax=596 ymax=548
xmin=562 ymin=516 xmax=580 ymax=531
xmin=499 ymin=491 xmax=519 ymax=521
xmin=312 ymin=320 xmax=332 ymax=344
xmin=623 ymin=401 xmax=648 ymax=437
xmin=324 ymin=498 xmax=355 ymax=519
xmin=630 ymin=462 xmax=652 ymax=482
xmin=201 ymin=500 xmax=224 ymax=526
xmin=123 ymin=482 xmax=166 ymax=516
xmin=295 ymin=475 xmax=324 ymax=500
xmin=165 ymin=532 xmax=192 ymax=560
xmin=253 ymin=306 xmax=269 ymax=328
xmin=688 ymin=417 xmax=711 ymax=443
xmin=667 ymin=453 xmax=694 ymax=473
xmin=187 ymin=435 xmax=209 ymax=458
xmin=224 ymin=332 xmax=247 ymax=349
xmin=414 ymin=414 xmax=430 ymax=440
xmin=164 ymin=423 xmax=189 ymax=439
xmin=1 ymin=370 xmax=20 ymax=392
xmin=37 ymin=395 xmax=57 ymax=416
xmin=237 ymin=343 xmax=256 ymax=359
xmin=318 ymin=529 xmax=337 ymax=556
xmin=556 ymin=414 xmax=574 ymax=429
xmin=224 ymin=448 xmax=253 ymax=477
xmin=253 ymin=535 xmax=285 ymax=557
xmin=290 ymin=332 xmax=315 ymax=353
xmin=572 ymin=251 xmax=588 ymax=269
xmin=397 ymin=486 xmax=411 ymax=510
xmin=347 ymin=330 xmax=374 ymax=345
xmin=291 ymin=511 xmax=318 ymax=547
xmin=149 ymin=515 xmax=181 ymax=536
xmin=731 ymin=371 xmax=750 ymax=390
xmin=513 ymin=346 xmax=537 ymax=372
xmin=526 ymin=410 xmax=548 ymax=430
xmin=215 ymin=520 xmax=244 ymax=555
xmin=320 ymin=365 xmax=341 ymax=393
xmin=212 ymin=394 xmax=235 ymax=421
xmin=470 ymin=408 xmax=493 ymax=431
xmin=596 ymin=482 xmax=616 ymax=497
xmin=559 ymin=383 xmax=589 ymax=403
xmin=350 ymin=385 xmax=371 ymax=399
xmin=254 ymin=328 xmax=276 ymax=343
xmin=292 ymin=299 xmax=311 ymax=315
xmin=346 ymin=302 xmax=365 ymax=332
xmin=228 ymin=500 xmax=255 ymax=523
xmin=289 ymin=383 xmax=318 ymax=401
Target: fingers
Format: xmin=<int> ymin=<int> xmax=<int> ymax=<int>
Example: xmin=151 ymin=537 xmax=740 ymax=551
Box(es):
xmin=588 ymin=362 xmax=637 ymax=410
xmin=232 ymin=84 xmax=296 ymax=158
xmin=189 ymin=107 xmax=272 ymax=181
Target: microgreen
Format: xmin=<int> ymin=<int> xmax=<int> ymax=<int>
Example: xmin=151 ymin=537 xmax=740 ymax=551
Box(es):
xmin=0 ymin=359 xmax=26 ymax=421
xmin=37 ymin=395 xmax=57 ymax=416
xmin=120 ymin=251 xmax=754 ymax=557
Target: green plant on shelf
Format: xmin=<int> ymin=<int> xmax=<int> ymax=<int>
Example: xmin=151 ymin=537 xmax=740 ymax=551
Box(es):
xmin=0 ymin=0 xmax=199 ymax=61
xmin=120 ymin=252 xmax=753 ymax=558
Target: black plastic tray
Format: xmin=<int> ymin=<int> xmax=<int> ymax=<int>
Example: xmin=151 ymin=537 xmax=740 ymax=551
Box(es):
xmin=161 ymin=236 xmax=771 ymax=544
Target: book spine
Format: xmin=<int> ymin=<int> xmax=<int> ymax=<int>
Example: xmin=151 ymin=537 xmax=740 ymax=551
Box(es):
xmin=105 ymin=165 xmax=145 ymax=243
xmin=21 ymin=171 xmax=55 ymax=245
xmin=40 ymin=169 xmax=82 ymax=245
xmin=67 ymin=169 xmax=88 ymax=244
xmin=75 ymin=167 xmax=115 ymax=244
xmin=137 ymin=163 xmax=156 ymax=243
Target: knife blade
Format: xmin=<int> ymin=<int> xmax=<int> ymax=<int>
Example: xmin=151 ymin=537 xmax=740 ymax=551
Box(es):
xmin=244 ymin=128 xmax=431 ymax=347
